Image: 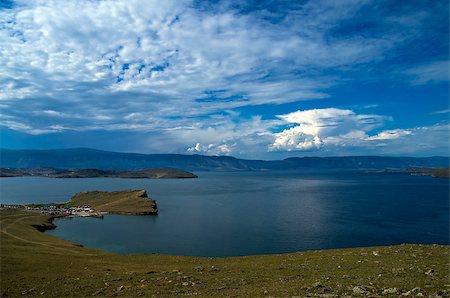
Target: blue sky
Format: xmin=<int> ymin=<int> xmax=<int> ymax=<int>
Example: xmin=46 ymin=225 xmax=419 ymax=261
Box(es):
xmin=0 ymin=0 xmax=448 ymax=159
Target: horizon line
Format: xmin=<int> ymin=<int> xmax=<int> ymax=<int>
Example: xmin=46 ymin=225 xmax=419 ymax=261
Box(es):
xmin=1 ymin=147 xmax=449 ymax=161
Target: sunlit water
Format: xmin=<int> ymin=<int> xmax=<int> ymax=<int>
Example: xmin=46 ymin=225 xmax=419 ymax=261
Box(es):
xmin=1 ymin=171 xmax=448 ymax=257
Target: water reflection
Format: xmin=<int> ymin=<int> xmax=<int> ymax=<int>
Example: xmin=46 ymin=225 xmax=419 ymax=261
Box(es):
xmin=1 ymin=172 xmax=448 ymax=256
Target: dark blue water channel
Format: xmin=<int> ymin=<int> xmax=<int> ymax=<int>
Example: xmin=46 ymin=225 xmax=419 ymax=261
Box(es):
xmin=1 ymin=171 xmax=448 ymax=257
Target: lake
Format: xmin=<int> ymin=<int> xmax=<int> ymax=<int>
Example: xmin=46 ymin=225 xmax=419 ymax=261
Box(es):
xmin=1 ymin=171 xmax=448 ymax=257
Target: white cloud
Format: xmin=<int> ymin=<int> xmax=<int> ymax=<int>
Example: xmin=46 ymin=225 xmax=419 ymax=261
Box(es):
xmin=0 ymin=0 xmax=447 ymax=157
xmin=403 ymin=60 xmax=449 ymax=85
xmin=368 ymin=124 xmax=449 ymax=156
xmin=35 ymin=110 xmax=69 ymax=117
xmin=93 ymin=115 xmax=113 ymax=121
xmin=270 ymin=108 xmax=449 ymax=156
xmin=0 ymin=81 xmax=36 ymax=100
xmin=271 ymin=109 xmax=449 ymax=156
xmin=173 ymin=115 xmax=278 ymax=156
xmin=187 ymin=142 xmax=234 ymax=155
xmin=431 ymin=109 xmax=450 ymax=115
xmin=0 ymin=119 xmax=59 ymax=135
xmin=366 ymin=129 xmax=412 ymax=141
xmin=0 ymin=0 xmax=400 ymax=135
xmin=270 ymin=108 xmax=386 ymax=151
xmin=271 ymin=128 xmax=323 ymax=151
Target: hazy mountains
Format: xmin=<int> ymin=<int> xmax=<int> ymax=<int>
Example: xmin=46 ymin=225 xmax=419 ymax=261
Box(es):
xmin=1 ymin=148 xmax=448 ymax=172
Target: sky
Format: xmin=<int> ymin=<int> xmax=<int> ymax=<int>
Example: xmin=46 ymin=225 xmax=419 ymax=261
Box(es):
xmin=0 ymin=0 xmax=448 ymax=159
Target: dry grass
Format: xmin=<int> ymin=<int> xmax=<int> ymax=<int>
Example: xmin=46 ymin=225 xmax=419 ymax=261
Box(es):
xmin=69 ymin=190 xmax=157 ymax=215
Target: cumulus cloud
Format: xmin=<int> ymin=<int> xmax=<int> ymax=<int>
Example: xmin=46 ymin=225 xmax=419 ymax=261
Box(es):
xmin=269 ymin=107 xmax=449 ymax=156
xmin=187 ymin=142 xmax=234 ymax=155
xmin=270 ymin=108 xmax=449 ymax=156
xmin=271 ymin=129 xmax=323 ymax=151
xmin=269 ymin=108 xmax=386 ymax=151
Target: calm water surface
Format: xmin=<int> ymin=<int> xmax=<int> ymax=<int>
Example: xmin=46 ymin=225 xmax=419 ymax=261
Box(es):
xmin=1 ymin=172 xmax=448 ymax=257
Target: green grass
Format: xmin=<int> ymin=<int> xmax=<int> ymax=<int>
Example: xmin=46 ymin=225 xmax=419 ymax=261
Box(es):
xmin=69 ymin=190 xmax=157 ymax=215
xmin=0 ymin=209 xmax=449 ymax=297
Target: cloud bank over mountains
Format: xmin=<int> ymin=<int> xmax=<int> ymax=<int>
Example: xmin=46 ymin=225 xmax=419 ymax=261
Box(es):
xmin=0 ymin=0 xmax=448 ymax=157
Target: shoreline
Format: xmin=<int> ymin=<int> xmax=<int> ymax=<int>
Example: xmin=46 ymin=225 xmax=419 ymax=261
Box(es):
xmin=21 ymin=207 xmax=450 ymax=257
xmin=1 ymin=208 xmax=449 ymax=297
xmin=0 ymin=167 xmax=199 ymax=179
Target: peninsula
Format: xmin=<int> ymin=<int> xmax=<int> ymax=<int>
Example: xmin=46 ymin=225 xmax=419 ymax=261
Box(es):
xmin=0 ymin=167 xmax=198 ymax=179
xmin=4 ymin=190 xmax=158 ymax=217
xmin=363 ymin=167 xmax=450 ymax=178
xmin=69 ymin=190 xmax=158 ymax=215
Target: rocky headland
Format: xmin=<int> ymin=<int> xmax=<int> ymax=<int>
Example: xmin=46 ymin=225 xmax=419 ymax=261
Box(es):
xmin=363 ymin=167 xmax=450 ymax=178
xmin=69 ymin=190 xmax=158 ymax=215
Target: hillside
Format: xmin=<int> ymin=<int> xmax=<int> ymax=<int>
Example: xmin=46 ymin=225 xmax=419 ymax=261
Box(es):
xmin=0 ymin=167 xmax=197 ymax=178
xmin=364 ymin=167 xmax=450 ymax=178
xmin=1 ymin=148 xmax=448 ymax=171
xmin=429 ymin=168 xmax=450 ymax=178
xmin=69 ymin=190 xmax=158 ymax=215
xmin=0 ymin=209 xmax=448 ymax=297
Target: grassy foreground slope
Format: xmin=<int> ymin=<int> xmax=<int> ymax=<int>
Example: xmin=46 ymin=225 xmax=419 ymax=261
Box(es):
xmin=69 ymin=190 xmax=158 ymax=215
xmin=0 ymin=209 xmax=448 ymax=297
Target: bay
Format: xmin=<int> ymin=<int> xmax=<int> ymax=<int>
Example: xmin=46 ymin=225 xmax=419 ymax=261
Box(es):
xmin=0 ymin=171 xmax=448 ymax=257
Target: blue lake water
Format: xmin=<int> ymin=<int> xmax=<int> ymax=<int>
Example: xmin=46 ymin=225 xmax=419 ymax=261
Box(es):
xmin=0 ymin=172 xmax=448 ymax=257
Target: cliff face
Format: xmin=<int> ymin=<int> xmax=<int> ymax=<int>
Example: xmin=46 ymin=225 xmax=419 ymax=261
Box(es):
xmin=69 ymin=190 xmax=158 ymax=215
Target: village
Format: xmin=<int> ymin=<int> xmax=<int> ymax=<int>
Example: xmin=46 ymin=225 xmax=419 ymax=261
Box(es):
xmin=0 ymin=204 xmax=106 ymax=218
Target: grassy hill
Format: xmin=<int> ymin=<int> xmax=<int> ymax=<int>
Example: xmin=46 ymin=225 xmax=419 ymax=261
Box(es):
xmin=69 ymin=190 xmax=158 ymax=215
xmin=0 ymin=209 xmax=448 ymax=297
xmin=365 ymin=167 xmax=450 ymax=179
xmin=430 ymin=168 xmax=450 ymax=178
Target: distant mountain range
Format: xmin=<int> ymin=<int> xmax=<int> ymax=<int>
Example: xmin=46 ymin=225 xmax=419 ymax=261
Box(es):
xmin=1 ymin=148 xmax=448 ymax=171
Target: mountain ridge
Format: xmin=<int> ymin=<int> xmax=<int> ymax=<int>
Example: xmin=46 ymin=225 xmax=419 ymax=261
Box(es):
xmin=1 ymin=148 xmax=448 ymax=171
